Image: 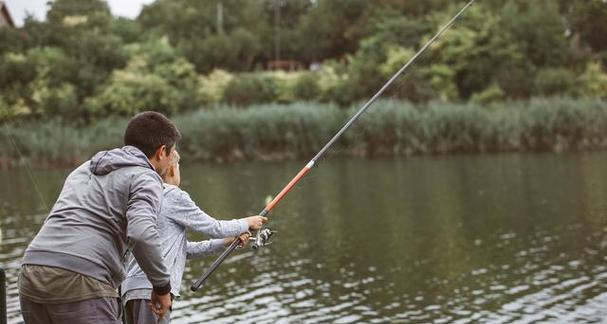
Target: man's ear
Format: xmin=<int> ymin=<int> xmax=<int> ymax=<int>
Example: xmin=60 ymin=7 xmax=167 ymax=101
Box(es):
xmin=153 ymin=145 xmax=167 ymax=161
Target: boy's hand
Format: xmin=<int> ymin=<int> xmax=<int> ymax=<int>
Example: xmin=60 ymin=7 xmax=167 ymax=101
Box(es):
xmin=237 ymin=231 xmax=251 ymax=246
xmin=245 ymin=215 xmax=268 ymax=230
xmin=225 ymin=232 xmax=251 ymax=247
xmin=149 ymin=291 xmax=172 ymax=319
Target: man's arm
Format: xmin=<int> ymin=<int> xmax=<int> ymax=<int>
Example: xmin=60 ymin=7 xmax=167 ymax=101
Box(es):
xmin=126 ymin=172 xmax=171 ymax=295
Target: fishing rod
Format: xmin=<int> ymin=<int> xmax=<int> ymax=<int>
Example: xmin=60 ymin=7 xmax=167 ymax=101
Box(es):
xmin=191 ymin=0 xmax=476 ymax=292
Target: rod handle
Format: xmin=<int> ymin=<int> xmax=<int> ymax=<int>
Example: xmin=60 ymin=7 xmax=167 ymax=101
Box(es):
xmin=191 ymin=238 xmax=240 ymax=291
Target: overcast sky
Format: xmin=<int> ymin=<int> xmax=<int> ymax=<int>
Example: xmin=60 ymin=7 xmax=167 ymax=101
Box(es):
xmin=4 ymin=0 xmax=155 ymax=26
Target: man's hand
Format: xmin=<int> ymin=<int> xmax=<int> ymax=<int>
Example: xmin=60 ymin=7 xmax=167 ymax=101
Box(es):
xmin=245 ymin=215 xmax=268 ymax=230
xmin=149 ymin=290 xmax=172 ymax=319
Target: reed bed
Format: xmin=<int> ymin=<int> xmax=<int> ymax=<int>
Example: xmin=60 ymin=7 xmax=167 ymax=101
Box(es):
xmin=2 ymin=98 xmax=606 ymax=168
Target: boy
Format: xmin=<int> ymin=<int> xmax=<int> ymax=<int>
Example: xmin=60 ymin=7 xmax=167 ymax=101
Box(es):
xmin=19 ymin=111 xmax=179 ymax=323
xmin=122 ymin=150 xmax=267 ymax=324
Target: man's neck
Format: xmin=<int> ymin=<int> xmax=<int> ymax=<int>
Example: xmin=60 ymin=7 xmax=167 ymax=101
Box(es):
xmin=147 ymin=157 xmax=159 ymax=171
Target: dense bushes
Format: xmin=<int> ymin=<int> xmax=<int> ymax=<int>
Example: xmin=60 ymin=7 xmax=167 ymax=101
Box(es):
xmin=84 ymin=39 xmax=200 ymax=118
xmin=2 ymin=98 xmax=607 ymax=167
xmin=223 ymin=74 xmax=279 ymax=106
xmin=534 ymin=68 xmax=576 ymax=96
xmin=293 ymin=73 xmax=321 ymax=101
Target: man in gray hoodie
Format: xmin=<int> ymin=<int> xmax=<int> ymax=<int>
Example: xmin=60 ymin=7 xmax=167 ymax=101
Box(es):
xmin=18 ymin=111 xmax=180 ymax=323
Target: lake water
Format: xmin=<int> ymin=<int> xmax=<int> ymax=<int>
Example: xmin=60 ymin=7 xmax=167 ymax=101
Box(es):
xmin=2 ymin=153 xmax=607 ymax=323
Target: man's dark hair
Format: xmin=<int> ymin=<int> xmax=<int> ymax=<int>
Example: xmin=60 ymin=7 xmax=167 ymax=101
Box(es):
xmin=124 ymin=111 xmax=181 ymax=157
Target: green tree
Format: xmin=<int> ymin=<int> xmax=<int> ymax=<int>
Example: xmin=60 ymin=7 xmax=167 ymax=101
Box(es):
xmin=18 ymin=0 xmax=129 ymax=120
xmin=579 ymin=62 xmax=607 ymax=98
xmin=563 ymin=0 xmax=607 ymax=57
xmin=46 ymin=0 xmax=110 ymax=23
xmin=86 ymin=38 xmax=199 ymax=118
xmin=500 ymin=0 xmax=572 ymax=68
xmin=296 ymin=0 xmax=370 ymax=63
xmin=424 ymin=2 xmax=526 ymax=99
xmin=138 ymin=0 xmax=269 ymax=73
xmin=0 ymin=27 xmax=27 ymax=55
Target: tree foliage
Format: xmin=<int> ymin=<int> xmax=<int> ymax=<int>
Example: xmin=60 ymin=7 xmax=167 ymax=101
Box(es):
xmin=1 ymin=0 xmax=607 ymax=122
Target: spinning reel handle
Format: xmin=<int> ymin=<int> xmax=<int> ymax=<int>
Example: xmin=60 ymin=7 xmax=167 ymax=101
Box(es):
xmin=251 ymin=227 xmax=275 ymax=249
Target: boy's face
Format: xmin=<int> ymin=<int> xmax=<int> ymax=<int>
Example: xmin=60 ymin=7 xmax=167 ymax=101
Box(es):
xmin=169 ymin=160 xmax=181 ymax=186
xmin=162 ymin=150 xmax=181 ymax=186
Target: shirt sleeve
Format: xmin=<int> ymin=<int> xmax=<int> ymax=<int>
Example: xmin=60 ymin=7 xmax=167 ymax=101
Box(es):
xmin=126 ymin=171 xmax=171 ymax=294
xmin=165 ymin=189 xmax=249 ymax=238
xmin=186 ymin=239 xmax=227 ymax=259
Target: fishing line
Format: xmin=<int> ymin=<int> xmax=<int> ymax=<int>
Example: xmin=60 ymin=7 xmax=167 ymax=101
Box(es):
xmin=1 ymin=121 xmax=49 ymax=211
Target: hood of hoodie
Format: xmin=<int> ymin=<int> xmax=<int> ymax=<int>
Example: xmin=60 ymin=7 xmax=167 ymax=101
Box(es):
xmin=89 ymin=145 xmax=155 ymax=175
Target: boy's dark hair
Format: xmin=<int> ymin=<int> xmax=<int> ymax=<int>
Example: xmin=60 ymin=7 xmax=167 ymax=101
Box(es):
xmin=124 ymin=111 xmax=181 ymax=157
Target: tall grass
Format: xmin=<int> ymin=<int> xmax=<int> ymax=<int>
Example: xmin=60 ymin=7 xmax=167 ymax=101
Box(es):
xmin=0 ymin=118 xmax=126 ymax=168
xmin=173 ymin=102 xmax=345 ymax=162
xmin=2 ymin=98 xmax=607 ymax=168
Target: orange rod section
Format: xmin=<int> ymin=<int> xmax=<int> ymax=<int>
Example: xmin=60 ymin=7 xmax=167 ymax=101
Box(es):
xmin=265 ymin=166 xmax=312 ymax=212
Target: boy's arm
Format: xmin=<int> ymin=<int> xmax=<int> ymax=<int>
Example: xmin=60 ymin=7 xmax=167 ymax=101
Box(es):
xmin=166 ymin=189 xmax=249 ymax=238
xmin=185 ymin=239 xmax=227 ymax=259
xmin=186 ymin=232 xmax=251 ymax=259
xmin=126 ymin=172 xmax=171 ymax=295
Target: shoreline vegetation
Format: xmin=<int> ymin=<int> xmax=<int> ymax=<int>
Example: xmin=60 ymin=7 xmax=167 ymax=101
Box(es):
xmin=2 ymin=98 xmax=607 ymax=169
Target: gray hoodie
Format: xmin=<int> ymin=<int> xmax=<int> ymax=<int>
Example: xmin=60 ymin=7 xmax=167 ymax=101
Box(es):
xmin=22 ymin=146 xmax=171 ymax=293
xmin=121 ymin=184 xmax=249 ymax=298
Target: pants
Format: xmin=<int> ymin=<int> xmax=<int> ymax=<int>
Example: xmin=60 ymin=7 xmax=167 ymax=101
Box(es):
xmin=125 ymin=299 xmax=171 ymax=324
xmin=20 ymin=295 xmax=122 ymax=324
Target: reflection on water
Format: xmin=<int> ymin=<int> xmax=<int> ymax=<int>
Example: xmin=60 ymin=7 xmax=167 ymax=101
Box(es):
xmin=2 ymin=153 xmax=607 ymax=323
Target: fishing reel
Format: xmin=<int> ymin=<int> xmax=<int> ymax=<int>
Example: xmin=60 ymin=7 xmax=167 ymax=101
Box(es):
xmin=251 ymin=227 xmax=274 ymax=249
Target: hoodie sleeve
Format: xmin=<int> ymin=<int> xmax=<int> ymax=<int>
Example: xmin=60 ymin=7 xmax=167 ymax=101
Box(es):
xmin=126 ymin=171 xmax=171 ymax=295
xmin=165 ymin=189 xmax=249 ymax=238
xmin=186 ymin=239 xmax=227 ymax=259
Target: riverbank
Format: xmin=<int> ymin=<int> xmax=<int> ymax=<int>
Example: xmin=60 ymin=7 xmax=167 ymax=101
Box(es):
xmin=1 ymin=98 xmax=606 ymax=168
